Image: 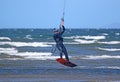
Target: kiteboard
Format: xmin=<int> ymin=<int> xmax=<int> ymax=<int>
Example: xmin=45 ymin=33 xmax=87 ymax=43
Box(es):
xmin=56 ymin=58 xmax=77 ymax=67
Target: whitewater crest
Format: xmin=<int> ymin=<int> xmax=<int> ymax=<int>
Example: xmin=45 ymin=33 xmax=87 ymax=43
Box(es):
xmin=64 ymin=35 xmax=106 ymax=44
xmin=98 ymin=41 xmax=120 ymax=44
xmin=97 ymin=47 xmax=120 ymax=51
xmin=64 ymin=35 xmax=106 ymax=40
xmin=0 ymin=42 xmax=52 ymax=47
xmin=83 ymin=55 xmax=120 ymax=59
xmin=0 ymin=37 xmax=11 ymax=41
xmin=0 ymin=47 xmax=59 ymax=60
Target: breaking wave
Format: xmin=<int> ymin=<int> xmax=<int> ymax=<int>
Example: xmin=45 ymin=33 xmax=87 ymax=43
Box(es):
xmin=82 ymin=55 xmax=120 ymax=60
xmin=64 ymin=35 xmax=105 ymax=40
xmin=101 ymin=33 xmax=108 ymax=36
xmin=97 ymin=47 xmax=120 ymax=51
xmin=115 ymin=33 xmax=120 ymax=36
xmin=72 ymin=55 xmax=120 ymax=60
xmin=0 ymin=48 xmax=17 ymax=54
xmin=98 ymin=41 xmax=120 ymax=44
xmin=0 ymin=42 xmax=52 ymax=47
xmin=24 ymin=35 xmax=33 ymax=40
xmin=73 ymin=39 xmax=120 ymax=45
xmin=95 ymin=66 xmax=120 ymax=70
xmin=0 ymin=37 xmax=11 ymax=41
xmin=0 ymin=48 xmax=120 ymax=60
xmin=64 ymin=35 xmax=107 ymax=44
xmin=74 ymin=39 xmax=96 ymax=44
xmin=0 ymin=47 xmax=59 ymax=60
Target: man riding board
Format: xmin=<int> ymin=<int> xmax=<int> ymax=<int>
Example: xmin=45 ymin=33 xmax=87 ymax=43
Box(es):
xmin=53 ymin=18 xmax=69 ymax=62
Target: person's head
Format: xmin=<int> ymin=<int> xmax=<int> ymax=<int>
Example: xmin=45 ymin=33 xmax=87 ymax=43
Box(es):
xmin=53 ymin=28 xmax=59 ymax=34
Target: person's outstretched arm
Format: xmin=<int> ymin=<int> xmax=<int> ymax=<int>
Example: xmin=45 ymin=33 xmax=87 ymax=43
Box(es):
xmin=59 ymin=18 xmax=65 ymax=35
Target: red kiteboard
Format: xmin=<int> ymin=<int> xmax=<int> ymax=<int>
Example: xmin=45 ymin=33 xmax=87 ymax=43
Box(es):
xmin=56 ymin=58 xmax=77 ymax=67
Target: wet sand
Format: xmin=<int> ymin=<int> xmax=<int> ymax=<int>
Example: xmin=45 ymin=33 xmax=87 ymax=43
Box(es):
xmin=0 ymin=74 xmax=120 ymax=82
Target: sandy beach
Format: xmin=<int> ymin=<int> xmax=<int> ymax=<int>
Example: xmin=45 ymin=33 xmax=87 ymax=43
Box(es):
xmin=0 ymin=73 xmax=120 ymax=82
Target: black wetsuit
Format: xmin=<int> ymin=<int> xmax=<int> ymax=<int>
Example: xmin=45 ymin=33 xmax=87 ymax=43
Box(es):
xmin=53 ymin=25 xmax=69 ymax=61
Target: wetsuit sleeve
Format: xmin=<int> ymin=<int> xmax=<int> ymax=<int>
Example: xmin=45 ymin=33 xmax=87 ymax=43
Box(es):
xmin=59 ymin=25 xmax=65 ymax=35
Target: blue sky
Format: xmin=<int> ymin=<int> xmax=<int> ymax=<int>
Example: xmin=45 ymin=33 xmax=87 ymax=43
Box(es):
xmin=0 ymin=0 xmax=120 ymax=29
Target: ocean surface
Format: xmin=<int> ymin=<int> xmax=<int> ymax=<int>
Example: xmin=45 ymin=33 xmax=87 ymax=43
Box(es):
xmin=0 ymin=29 xmax=120 ymax=81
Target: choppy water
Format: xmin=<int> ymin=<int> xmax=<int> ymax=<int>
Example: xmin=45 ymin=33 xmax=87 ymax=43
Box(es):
xmin=0 ymin=29 xmax=120 ymax=78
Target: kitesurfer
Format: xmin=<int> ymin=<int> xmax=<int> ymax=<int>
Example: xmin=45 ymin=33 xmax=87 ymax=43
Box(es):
xmin=53 ymin=18 xmax=69 ymax=61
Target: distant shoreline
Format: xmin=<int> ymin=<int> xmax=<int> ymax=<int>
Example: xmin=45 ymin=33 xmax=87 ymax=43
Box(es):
xmin=0 ymin=28 xmax=120 ymax=29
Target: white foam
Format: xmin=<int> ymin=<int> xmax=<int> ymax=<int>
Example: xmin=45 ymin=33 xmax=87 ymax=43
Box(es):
xmin=0 ymin=47 xmax=59 ymax=60
xmin=17 ymin=52 xmax=58 ymax=60
xmin=0 ymin=37 xmax=11 ymax=41
xmin=64 ymin=36 xmax=75 ymax=39
xmin=98 ymin=41 xmax=120 ymax=44
xmin=96 ymin=66 xmax=120 ymax=69
xmin=81 ymin=36 xmax=105 ymax=40
xmin=101 ymin=33 xmax=108 ymax=36
xmin=40 ymin=35 xmax=43 ymax=37
xmin=25 ymin=35 xmax=33 ymax=40
xmin=74 ymin=39 xmax=96 ymax=44
xmin=0 ymin=41 xmax=87 ymax=46
xmin=17 ymin=52 xmax=71 ymax=60
xmin=0 ymin=42 xmax=52 ymax=47
xmin=17 ymin=52 xmax=51 ymax=56
xmin=65 ymin=35 xmax=105 ymax=40
xmin=115 ymin=33 xmax=120 ymax=35
xmin=0 ymin=48 xmax=18 ymax=54
xmin=83 ymin=55 xmax=120 ymax=60
xmin=97 ymin=47 xmax=120 ymax=51
xmin=47 ymin=42 xmax=80 ymax=45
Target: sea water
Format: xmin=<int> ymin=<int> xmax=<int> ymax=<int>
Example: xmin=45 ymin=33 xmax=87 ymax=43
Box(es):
xmin=0 ymin=29 xmax=120 ymax=81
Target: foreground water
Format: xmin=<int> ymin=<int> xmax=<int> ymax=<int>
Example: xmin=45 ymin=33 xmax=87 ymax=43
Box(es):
xmin=0 ymin=29 xmax=120 ymax=81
